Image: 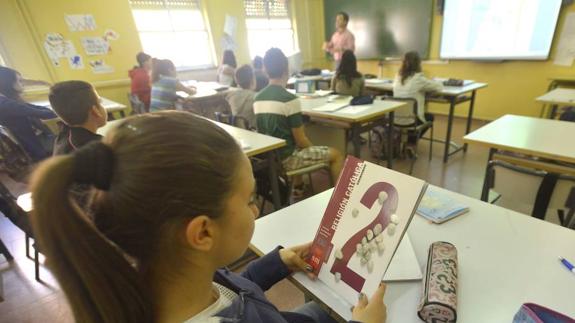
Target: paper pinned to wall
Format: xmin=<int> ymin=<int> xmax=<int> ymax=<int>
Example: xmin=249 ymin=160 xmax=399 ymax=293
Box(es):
xmin=68 ymin=55 xmax=84 ymax=69
xmin=554 ymin=12 xmax=575 ymax=67
xmin=89 ymin=59 xmax=114 ymax=74
xmin=44 ymin=33 xmax=77 ymax=67
xmin=224 ymin=15 xmax=237 ymax=38
xmin=65 ymin=14 xmax=97 ymax=32
xmin=81 ymin=37 xmax=110 ymax=56
xmin=103 ymin=29 xmax=120 ymax=42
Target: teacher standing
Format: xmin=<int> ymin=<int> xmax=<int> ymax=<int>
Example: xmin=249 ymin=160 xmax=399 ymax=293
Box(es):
xmin=323 ymin=12 xmax=355 ymax=68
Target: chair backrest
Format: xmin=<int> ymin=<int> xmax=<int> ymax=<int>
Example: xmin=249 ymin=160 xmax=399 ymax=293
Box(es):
xmin=0 ymin=125 xmax=33 ymax=182
xmin=489 ymin=159 xmax=575 ymax=220
xmin=128 ymin=93 xmax=146 ymax=114
xmin=0 ymin=181 xmax=32 ymax=233
xmin=233 ymin=115 xmax=252 ymax=130
xmin=381 ymin=96 xmax=418 ymax=125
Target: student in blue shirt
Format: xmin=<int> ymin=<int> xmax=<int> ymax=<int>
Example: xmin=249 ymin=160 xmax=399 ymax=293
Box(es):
xmin=30 ymin=111 xmax=387 ymax=323
xmin=0 ymin=66 xmax=56 ymax=161
xmin=150 ymin=59 xmax=197 ymax=111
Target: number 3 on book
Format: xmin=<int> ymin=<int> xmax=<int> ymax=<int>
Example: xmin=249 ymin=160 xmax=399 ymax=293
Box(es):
xmin=330 ymin=182 xmax=398 ymax=292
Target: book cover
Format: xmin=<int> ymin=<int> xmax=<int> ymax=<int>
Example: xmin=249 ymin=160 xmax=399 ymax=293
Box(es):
xmin=307 ymin=156 xmax=428 ymax=305
xmin=417 ymin=188 xmax=469 ymax=223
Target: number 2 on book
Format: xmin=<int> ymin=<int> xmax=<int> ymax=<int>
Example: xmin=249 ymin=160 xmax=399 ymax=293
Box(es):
xmin=329 ymin=182 xmax=398 ymax=292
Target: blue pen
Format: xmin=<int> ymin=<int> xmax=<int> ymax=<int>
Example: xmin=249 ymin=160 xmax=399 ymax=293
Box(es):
xmin=559 ymin=257 xmax=575 ymax=273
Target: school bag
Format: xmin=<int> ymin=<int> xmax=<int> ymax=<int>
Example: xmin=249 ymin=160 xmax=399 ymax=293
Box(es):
xmin=369 ymin=125 xmax=401 ymax=161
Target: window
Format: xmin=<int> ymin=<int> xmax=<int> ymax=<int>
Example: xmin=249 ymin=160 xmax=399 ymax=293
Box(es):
xmin=244 ymin=0 xmax=297 ymax=58
xmin=129 ymin=0 xmax=215 ymax=69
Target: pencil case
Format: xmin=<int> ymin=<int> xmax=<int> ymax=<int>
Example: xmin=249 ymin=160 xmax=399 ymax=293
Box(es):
xmin=417 ymin=241 xmax=458 ymax=323
xmin=513 ymin=303 xmax=575 ymax=323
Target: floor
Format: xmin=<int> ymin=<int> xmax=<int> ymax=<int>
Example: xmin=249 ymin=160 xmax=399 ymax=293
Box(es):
xmin=0 ymin=115 xmax=564 ymax=322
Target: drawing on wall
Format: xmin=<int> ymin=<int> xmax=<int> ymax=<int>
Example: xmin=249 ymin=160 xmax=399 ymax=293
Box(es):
xmin=89 ymin=59 xmax=114 ymax=74
xmin=81 ymin=37 xmax=110 ymax=56
xmin=103 ymin=29 xmax=120 ymax=42
xmin=43 ymin=33 xmax=77 ymax=67
xmin=65 ymin=14 xmax=97 ymax=32
xmin=68 ymin=55 xmax=84 ymax=69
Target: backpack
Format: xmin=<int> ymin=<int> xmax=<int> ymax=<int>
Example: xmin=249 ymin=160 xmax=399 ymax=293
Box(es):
xmin=369 ymin=125 xmax=401 ymax=161
xmin=559 ymin=106 xmax=575 ymax=122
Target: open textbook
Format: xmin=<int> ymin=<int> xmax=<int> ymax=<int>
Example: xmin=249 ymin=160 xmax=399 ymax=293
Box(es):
xmin=307 ymin=156 xmax=427 ymax=304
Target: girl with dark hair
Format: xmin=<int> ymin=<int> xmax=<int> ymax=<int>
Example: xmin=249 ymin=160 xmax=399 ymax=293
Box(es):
xmin=129 ymin=52 xmax=153 ymax=111
xmin=30 ymin=111 xmax=387 ymax=323
xmin=218 ymin=50 xmax=237 ymax=86
xmin=0 ymin=66 xmax=56 ymax=161
xmin=149 ymin=58 xmax=196 ymax=111
xmin=331 ymin=50 xmax=364 ymax=96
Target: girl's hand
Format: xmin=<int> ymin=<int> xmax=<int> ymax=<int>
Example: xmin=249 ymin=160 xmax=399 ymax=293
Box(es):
xmin=351 ymin=283 xmax=387 ymax=323
xmin=279 ymin=242 xmax=316 ymax=279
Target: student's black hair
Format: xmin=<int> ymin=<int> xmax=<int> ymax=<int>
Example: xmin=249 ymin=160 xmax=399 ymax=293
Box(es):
xmin=151 ymin=59 xmax=176 ymax=83
xmin=49 ymin=81 xmax=99 ymax=126
xmin=222 ymin=50 xmax=237 ymax=69
xmin=399 ymin=51 xmax=422 ymax=85
xmin=0 ymin=66 xmax=22 ymax=101
xmin=263 ymin=48 xmax=288 ymax=80
xmin=235 ymin=65 xmax=254 ymax=90
xmin=136 ymin=52 xmax=152 ymax=68
xmin=336 ymin=50 xmax=362 ymax=87
xmin=253 ymin=56 xmax=264 ymax=70
xmin=337 ymin=11 xmax=350 ymax=23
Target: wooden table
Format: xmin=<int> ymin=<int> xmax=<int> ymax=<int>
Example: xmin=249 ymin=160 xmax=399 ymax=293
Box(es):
xmin=365 ymin=79 xmax=488 ymax=163
xmin=250 ymin=187 xmax=575 ymax=322
xmin=178 ymin=81 xmax=236 ymax=120
xmin=536 ymin=88 xmax=575 ymax=119
xmin=297 ymin=94 xmax=406 ymax=168
xmin=463 ymin=115 xmax=575 ymax=200
xmin=98 ymin=118 xmax=287 ymax=209
xmin=30 ymin=97 xmax=129 ymax=118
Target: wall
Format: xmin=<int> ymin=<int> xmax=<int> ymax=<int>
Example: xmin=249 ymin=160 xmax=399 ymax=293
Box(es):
xmin=353 ymin=1 xmax=575 ymax=120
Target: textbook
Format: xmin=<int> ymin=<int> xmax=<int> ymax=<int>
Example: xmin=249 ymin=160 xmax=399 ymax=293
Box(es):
xmin=307 ymin=156 xmax=427 ymax=305
xmin=416 ymin=188 xmax=469 ymax=224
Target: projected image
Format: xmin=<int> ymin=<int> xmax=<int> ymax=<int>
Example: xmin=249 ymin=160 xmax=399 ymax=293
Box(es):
xmin=440 ymin=0 xmax=562 ymax=60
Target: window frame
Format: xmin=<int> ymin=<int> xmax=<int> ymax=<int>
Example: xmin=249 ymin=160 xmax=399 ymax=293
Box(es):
xmin=129 ymin=0 xmax=217 ymax=71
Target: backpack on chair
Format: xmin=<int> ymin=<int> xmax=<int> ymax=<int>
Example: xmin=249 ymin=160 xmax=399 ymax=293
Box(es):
xmin=369 ymin=125 xmax=401 ymax=161
xmin=0 ymin=125 xmax=33 ymax=182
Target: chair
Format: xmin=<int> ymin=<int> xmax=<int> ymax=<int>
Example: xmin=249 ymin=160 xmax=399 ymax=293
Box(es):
xmin=0 ymin=125 xmax=33 ymax=182
xmin=128 ymin=93 xmax=147 ymax=114
xmin=214 ymin=112 xmax=254 ymax=131
xmin=381 ymin=97 xmax=434 ymax=174
xmin=483 ymin=157 xmax=575 ymax=227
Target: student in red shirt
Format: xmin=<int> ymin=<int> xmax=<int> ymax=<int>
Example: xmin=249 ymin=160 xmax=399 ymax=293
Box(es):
xmin=129 ymin=52 xmax=152 ymax=112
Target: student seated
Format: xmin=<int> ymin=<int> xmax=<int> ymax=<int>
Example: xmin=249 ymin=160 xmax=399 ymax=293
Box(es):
xmin=0 ymin=66 xmax=56 ymax=161
xmin=49 ymin=80 xmax=107 ymax=155
xmin=392 ymin=51 xmax=443 ymax=127
xmin=150 ymin=59 xmax=196 ymax=111
xmin=252 ymin=56 xmax=269 ymax=91
xmin=226 ymin=65 xmax=256 ymax=128
xmin=330 ymin=50 xmax=364 ymax=97
xmin=254 ymin=48 xmax=344 ymax=183
xmin=129 ymin=52 xmax=152 ymax=112
xmin=218 ymin=50 xmax=237 ymax=86
xmin=29 ymin=111 xmax=387 ymax=323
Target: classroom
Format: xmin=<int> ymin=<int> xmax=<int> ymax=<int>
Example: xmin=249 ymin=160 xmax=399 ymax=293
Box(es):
xmin=0 ymin=0 xmax=574 ymax=322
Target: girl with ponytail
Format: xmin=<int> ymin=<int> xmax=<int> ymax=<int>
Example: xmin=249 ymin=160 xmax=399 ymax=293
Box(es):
xmin=30 ymin=111 xmax=387 ymax=323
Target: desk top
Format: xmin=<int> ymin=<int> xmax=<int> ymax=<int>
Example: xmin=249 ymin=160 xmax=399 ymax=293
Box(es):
xmin=463 ymin=114 xmax=575 ymax=164
xmin=365 ymin=79 xmax=488 ymax=97
xmin=536 ymin=88 xmax=575 ymax=106
xmin=30 ymin=97 xmax=127 ymax=112
xmin=250 ymin=187 xmax=575 ymax=322
xmin=180 ymin=81 xmax=236 ymax=99
xmin=98 ymin=119 xmax=285 ymax=158
xmin=299 ymin=96 xmax=406 ymax=124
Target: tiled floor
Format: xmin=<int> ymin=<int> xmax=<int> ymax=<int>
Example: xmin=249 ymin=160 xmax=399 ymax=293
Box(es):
xmin=0 ymin=115 xmax=563 ymax=322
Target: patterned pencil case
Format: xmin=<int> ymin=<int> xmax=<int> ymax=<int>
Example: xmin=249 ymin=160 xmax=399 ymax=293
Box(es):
xmin=417 ymin=241 xmax=458 ymax=323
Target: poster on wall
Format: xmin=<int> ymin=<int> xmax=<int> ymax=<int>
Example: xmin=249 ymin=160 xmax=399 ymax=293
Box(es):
xmin=554 ymin=12 xmax=575 ymax=67
xmin=44 ymin=33 xmax=77 ymax=67
xmin=65 ymin=14 xmax=97 ymax=32
xmin=89 ymin=59 xmax=114 ymax=74
xmin=103 ymin=29 xmax=120 ymax=42
xmin=81 ymin=37 xmax=110 ymax=56
xmin=68 ymin=54 xmax=84 ymax=69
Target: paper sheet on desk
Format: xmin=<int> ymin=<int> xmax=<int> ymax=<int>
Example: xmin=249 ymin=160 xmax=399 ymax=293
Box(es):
xmin=338 ymin=105 xmax=372 ymax=115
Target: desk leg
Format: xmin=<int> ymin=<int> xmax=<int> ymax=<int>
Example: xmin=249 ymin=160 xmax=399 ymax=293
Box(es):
xmin=463 ymin=91 xmax=476 ymax=152
xmin=352 ymin=124 xmax=362 ymax=158
xmin=267 ymin=151 xmax=282 ymax=211
xmin=387 ymin=111 xmax=394 ymax=169
xmin=550 ymin=104 xmax=558 ymax=119
xmin=480 ymin=148 xmax=495 ymax=202
xmin=443 ymin=97 xmax=456 ymax=163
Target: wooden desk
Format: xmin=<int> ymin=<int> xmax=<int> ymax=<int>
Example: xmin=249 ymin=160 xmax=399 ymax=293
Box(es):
xmin=365 ymin=79 xmax=488 ymax=163
xmin=463 ymin=115 xmax=575 ymax=200
xmin=298 ymin=95 xmax=406 ymax=168
xmin=536 ymin=88 xmax=575 ymax=119
xmin=98 ymin=118 xmax=287 ymax=209
xmin=178 ymin=81 xmax=235 ymax=120
xmin=30 ymin=97 xmax=129 ymax=118
xmin=250 ymin=187 xmax=575 ymax=322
